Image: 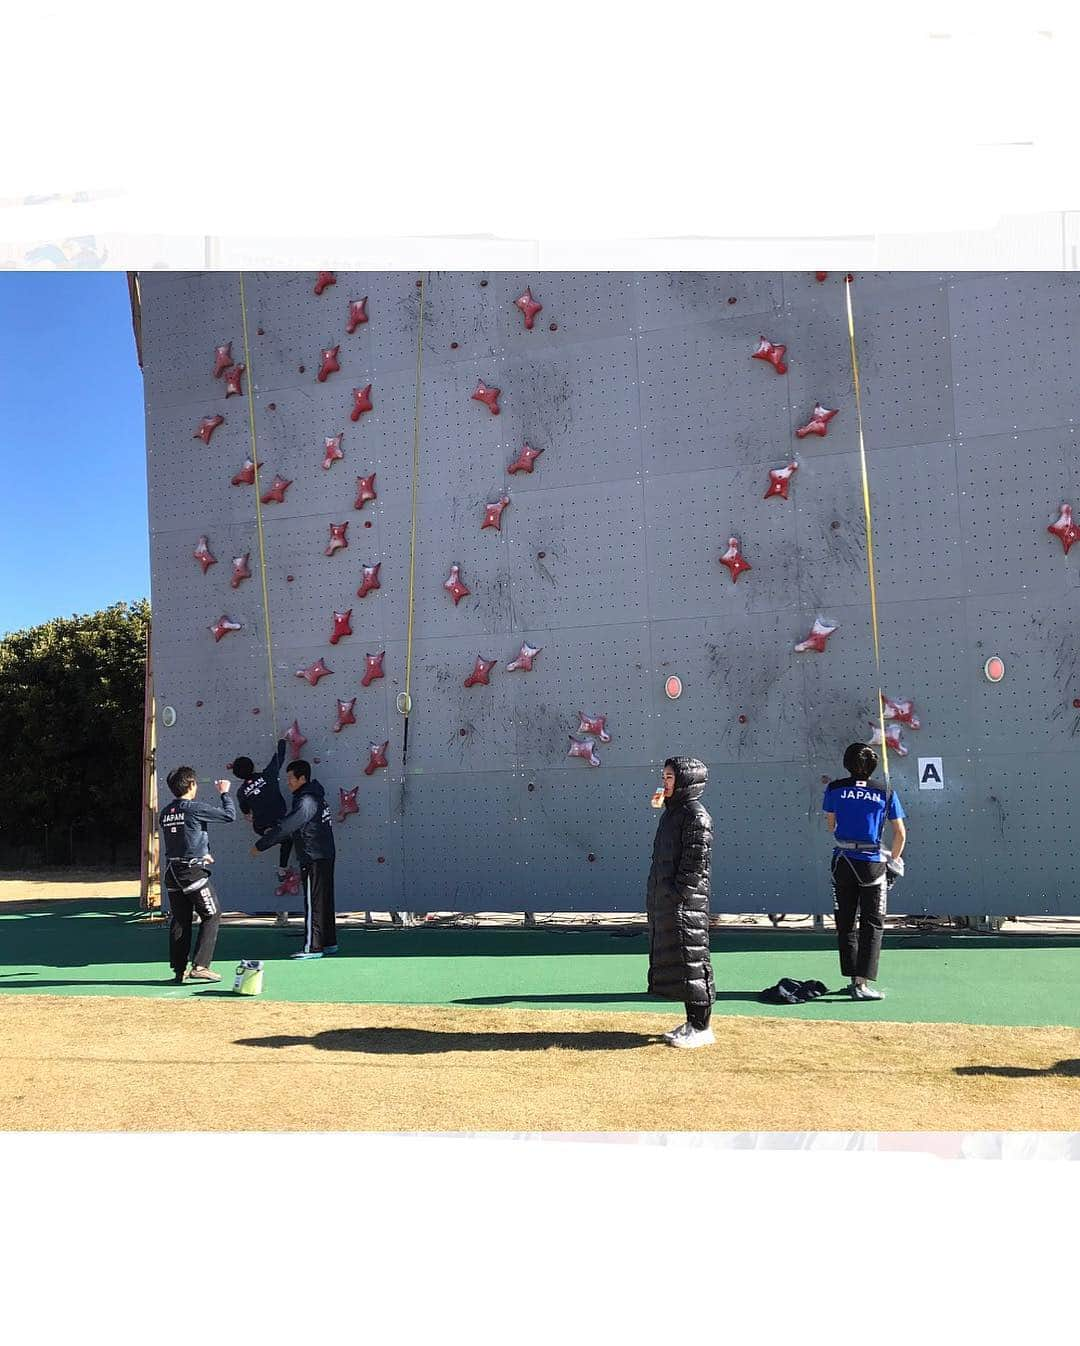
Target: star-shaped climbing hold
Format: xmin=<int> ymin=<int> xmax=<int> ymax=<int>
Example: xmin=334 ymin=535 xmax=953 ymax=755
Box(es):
xmin=326 ymin=522 xmax=349 ymax=556
xmin=1048 ymin=503 xmax=1080 ymax=554
xmin=286 ymin=721 xmax=307 ymax=756
xmin=472 ymin=381 xmax=501 ymax=415
xmin=796 ymin=403 xmax=839 ymax=439
xmin=795 ymin=618 xmax=838 ymax=654
xmin=230 ymin=554 xmax=251 ymax=589
xmin=212 ymin=343 xmax=234 ymax=379
xmin=317 ymin=346 xmax=341 ymax=382
xmin=210 ymin=616 xmax=241 ymax=642
xmin=350 ymin=384 xmax=374 ymax=421
xmin=507 ymin=642 xmax=541 ymax=672
xmin=720 ymin=537 xmax=752 ymax=582
xmin=224 ymin=364 xmax=246 ymax=397
xmin=361 ymin=652 xmax=386 ymax=687
xmin=194 ymin=414 xmax=224 ymax=445
xmin=231 ymin=457 xmax=263 ymax=486
xmin=764 ymin=461 xmax=799 ymax=500
xmin=364 ymin=741 xmax=389 ymax=775
xmin=508 ymin=442 xmax=544 ymax=474
xmin=275 ymin=868 xmax=301 ymax=898
xmin=568 ymin=736 xmax=601 ymax=767
xmin=870 ymin=722 xmax=908 ymax=757
xmin=444 ymin=564 xmax=470 ymax=605
xmin=322 ymin=434 xmax=344 ymax=470
xmin=337 ymin=786 xmax=359 ymax=821
xmin=296 ymin=658 xmax=333 ymax=687
xmin=752 ymin=337 xmax=788 ymax=375
xmin=334 ymin=697 xmax=357 ymax=733
xmin=882 ymin=696 xmax=921 ymax=730
xmin=193 ymin=536 xmax=217 ymax=574
xmin=577 ymin=713 xmax=611 ymax=744
xmin=464 ymin=656 xmax=496 ymax=688
xmin=314 ymin=271 xmax=337 ymax=296
xmin=347 ymin=298 xmax=369 ymax=332
xmin=329 ymin=610 xmax=353 ymax=646
xmin=357 ymin=563 xmax=381 ymax=599
xmin=354 ymin=473 xmax=377 ymax=509
xmin=482 ymin=497 xmax=510 ymax=531
xmin=260 ymin=474 xmax=292 ymax=505
xmin=515 ymin=287 xmax=543 ymax=330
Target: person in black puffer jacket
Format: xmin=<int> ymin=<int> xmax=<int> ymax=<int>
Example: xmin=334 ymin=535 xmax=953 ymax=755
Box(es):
xmin=646 ymin=756 xmax=716 ymax=1049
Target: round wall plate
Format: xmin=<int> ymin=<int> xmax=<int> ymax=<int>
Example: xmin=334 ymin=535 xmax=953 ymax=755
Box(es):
xmin=983 ymin=657 xmax=1005 ymax=683
xmin=161 ymin=706 xmax=177 ymax=727
xmin=664 ymin=676 xmax=683 ymax=700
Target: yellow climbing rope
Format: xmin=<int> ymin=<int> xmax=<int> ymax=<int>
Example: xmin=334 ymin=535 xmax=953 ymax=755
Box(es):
xmin=399 ymin=272 xmax=426 ymax=764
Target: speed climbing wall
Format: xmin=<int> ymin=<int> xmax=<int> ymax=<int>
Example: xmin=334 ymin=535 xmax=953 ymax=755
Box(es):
xmin=140 ymin=270 xmax=1080 ymax=915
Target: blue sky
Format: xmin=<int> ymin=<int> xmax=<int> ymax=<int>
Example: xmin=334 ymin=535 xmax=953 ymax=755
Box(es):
xmin=0 ymin=272 xmax=148 ymax=637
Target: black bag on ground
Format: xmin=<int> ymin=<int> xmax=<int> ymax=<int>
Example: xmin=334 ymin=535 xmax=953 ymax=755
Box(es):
xmin=760 ymin=977 xmax=829 ymax=1005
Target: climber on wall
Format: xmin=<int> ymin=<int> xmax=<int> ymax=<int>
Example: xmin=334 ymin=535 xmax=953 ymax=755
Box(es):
xmin=159 ymin=766 xmax=237 ymax=984
xmin=823 ymin=743 xmax=907 ymax=1000
xmin=645 ymin=757 xmax=716 ymax=1049
xmin=233 ymin=738 xmax=293 ymax=882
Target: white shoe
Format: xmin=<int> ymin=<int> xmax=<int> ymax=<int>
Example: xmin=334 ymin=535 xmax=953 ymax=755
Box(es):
xmin=663 ymin=1022 xmax=690 ymax=1043
xmin=668 ymin=1026 xmax=715 ymax=1049
xmin=850 ymin=982 xmax=884 ymax=1001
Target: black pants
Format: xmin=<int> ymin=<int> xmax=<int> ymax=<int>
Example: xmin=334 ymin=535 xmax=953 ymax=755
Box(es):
xmin=685 ymin=1001 xmax=712 ymax=1030
xmin=831 ymin=853 xmax=887 ymax=981
xmin=165 ymin=861 xmax=221 ymax=973
xmin=301 ymin=858 xmax=336 ymax=952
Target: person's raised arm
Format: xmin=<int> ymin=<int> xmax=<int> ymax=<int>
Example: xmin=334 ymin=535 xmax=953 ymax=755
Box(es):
xmin=189 ymin=781 xmax=237 ymax=824
xmin=263 ymin=739 xmax=288 ymax=778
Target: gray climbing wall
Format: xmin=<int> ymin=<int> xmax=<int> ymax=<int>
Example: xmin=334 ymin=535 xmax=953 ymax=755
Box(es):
xmin=140 ymin=270 xmax=1080 ymax=915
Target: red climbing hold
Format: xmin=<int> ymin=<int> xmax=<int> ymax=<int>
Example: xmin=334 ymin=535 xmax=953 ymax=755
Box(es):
xmin=764 ymin=461 xmax=799 ymax=500
xmin=515 ymin=287 xmax=543 ymax=330
xmin=286 ymin=721 xmax=307 ymax=756
xmin=882 ymin=696 xmax=921 ymax=730
xmin=507 ymin=642 xmax=541 ymax=672
xmin=568 ymin=736 xmax=601 ymax=767
xmin=752 ymin=337 xmax=788 ymax=375
xmin=577 ymin=713 xmax=611 ymax=744
xmin=364 ymin=741 xmax=390 ymax=775
xmin=482 ymin=497 xmax=510 ymax=531
xmin=314 ymin=272 xmax=337 ymax=296
xmin=194 ymin=414 xmax=224 ymax=445
xmin=223 ymin=364 xmax=246 ymax=397
xmin=322 ymin=434 xmax=344 ymax=470
xmin=334 ymin=697 xmax=357 ymax=732
xmin=508 ymin=443 xmax=544 ymax=474
xmin=815 ymin=271 xmax=828 ymax=282
xmin=337 ymin=786 xmax=359 ymax=821
xmin=472 ymin=381 xmax=501 ymax=415
xmin=796 ymin=403 xmax=839 ymax=439
xmin=347 ymin=297 xmax=369 ymax=332
xmin=231 ymin=457 xmax=263 ymax=486
xmin=357 ymin=563 xmax=381 ymax=599
xmin=260 ymin=474 xmax=292 ymax=505
xmin=325 ymin=522 xmax=349 ymax=556
xmin=1048 ymin=503 xmax=1080 ymax=554
xmin=230 ymin=553 xmax=252 ymax=589
xmin=444 ymin=564 xmax=470 ymax=605
xmin=296 ymin=658 xmax=333 ymax=687
xmin=212 ymin=343 xmax=234 ymax=378
xmin=870 ymin=721 xmax=908 ymax=757
xmin=275 ymin=868 xmax=301 ymax=898
xmin=464 ymin=656 xmax=496 ymax=688
xmin=210 ymin=616 xmax=241 ymax=642
xmin=361 ymin=652 xmax=386 ymax=687
xmin=329 ymin=610 xmax=353 ymax=646
xmin=719 ymin=537 xmax=752 ymax=582
xmin=795 ymin=618 xmax=837 ymax=654
xmin=354 ymin=473 xmax=377 ymax=510
xmin=317 ymin=346 xmax=341 ymax=383
xmin=193 ymin=536 xmax=217 ymax=574
xmin=350 ymin=384 xmax=374 ymax=421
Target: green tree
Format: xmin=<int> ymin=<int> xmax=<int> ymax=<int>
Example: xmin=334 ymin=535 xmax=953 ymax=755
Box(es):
xmin=0 ymin=600 xmax=149 ymax=865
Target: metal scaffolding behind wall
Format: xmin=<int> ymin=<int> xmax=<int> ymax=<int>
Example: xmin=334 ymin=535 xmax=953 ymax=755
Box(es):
xmin=141 ymin=271 xmax=1080 ymax=915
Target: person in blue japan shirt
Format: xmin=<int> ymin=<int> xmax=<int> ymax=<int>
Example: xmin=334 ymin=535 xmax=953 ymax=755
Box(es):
xmin=822 ymin=743 xmax=907 ymax=1001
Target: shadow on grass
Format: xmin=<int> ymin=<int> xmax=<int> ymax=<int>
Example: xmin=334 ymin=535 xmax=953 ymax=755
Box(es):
xmin=235 ymin=1027 xmax=657 ymax=1054
xmin=954 ymin=1059 xmax=1080 ymax=1079
xmin=452 ymin=990 xmax=794 ymax=1007
xmin=0 ymin=976 xmax=182 ymax=988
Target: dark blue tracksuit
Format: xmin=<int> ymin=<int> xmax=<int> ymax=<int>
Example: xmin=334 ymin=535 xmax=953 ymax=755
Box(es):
xmin=255 ymin=780 xmax=337 ymax=952
xmin=159 ymin=790 xmax=237 ymax=974
xmin=237 ymin=739 xmax=293 ymax=869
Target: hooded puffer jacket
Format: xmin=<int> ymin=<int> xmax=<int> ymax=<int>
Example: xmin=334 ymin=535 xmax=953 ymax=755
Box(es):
xmin=645 ymin=756 xmax=715 ymax=1005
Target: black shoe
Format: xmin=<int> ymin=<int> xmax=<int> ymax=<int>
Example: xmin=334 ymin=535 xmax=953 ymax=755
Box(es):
xmin=171 ymin=970 xmax=186 ymax=984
